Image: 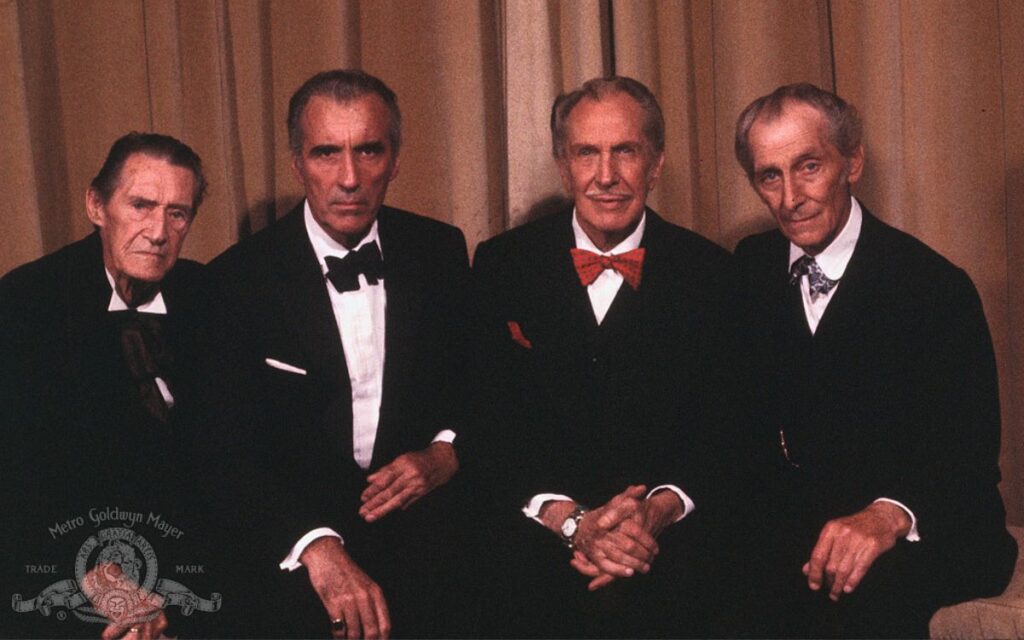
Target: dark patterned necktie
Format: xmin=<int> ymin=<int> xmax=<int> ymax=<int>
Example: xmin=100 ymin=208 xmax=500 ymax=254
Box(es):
xmin=113 ymin=311 xmax=173 ymax=430
xmin=790 ymin=255 xmax=839 ymax=301
xmin=325 ymin=242 xmax=384 ymax=293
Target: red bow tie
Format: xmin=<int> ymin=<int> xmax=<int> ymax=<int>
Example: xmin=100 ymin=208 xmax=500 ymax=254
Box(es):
xmin=570 ymin=247 xmax=645 ymax=290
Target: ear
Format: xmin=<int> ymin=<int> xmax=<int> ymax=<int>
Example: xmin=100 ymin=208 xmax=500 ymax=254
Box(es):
xmin=290 ymin=153 xmax=306 ymax=188
xmin=556 ymin=156 xmax=573 ymax=194
xmin=388 ymin=152 xmax=401 ymax=182
xmin=85 ymin=188 xmax=106 ymax=227
xmin=846 ymin=144 xmax=865 ymax=185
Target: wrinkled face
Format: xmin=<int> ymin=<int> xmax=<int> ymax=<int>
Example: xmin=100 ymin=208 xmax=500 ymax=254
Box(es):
xmin=291 ymin=94 xmax=400 ymax=248
xmin=557 ymin=92 xmax=664 ymax=251
xmin=747 ymin=101 xmax=863 ymax=255
xmin=86 ymin=154 xmax=196 ymax=291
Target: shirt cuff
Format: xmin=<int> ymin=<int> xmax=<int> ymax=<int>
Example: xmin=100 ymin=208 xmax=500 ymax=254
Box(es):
xmin=874 ymin=498 xmax=920 ymax=542
xmin=279 ymin=528 xmax=344 ymax=571
xmin=522 ymin=493 xmax=574 ymax=524
xmin=647 ymin=484 xmax=695 ymax=523
xmin=431 ymin=429 xmax=456 ymax=444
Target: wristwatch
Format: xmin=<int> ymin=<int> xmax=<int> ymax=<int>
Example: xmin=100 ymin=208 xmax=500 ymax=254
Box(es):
xmin=558 ymin=504 xmax=588 ymax=549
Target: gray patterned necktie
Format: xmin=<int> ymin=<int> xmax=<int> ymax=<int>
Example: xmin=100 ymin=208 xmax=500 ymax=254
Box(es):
xmin=790 ymin=255 xmax=839 ymax=301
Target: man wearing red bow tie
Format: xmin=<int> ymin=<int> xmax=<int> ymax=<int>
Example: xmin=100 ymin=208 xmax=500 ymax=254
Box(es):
xmin=470 ymin=76 xmax=736 ymax=637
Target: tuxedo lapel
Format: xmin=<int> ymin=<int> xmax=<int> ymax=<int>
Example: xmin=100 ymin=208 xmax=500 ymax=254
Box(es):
xmin=372 ymin=208 xmax=426 ymax=467
xmin=269 ymin=209 xmax=354 ymax=456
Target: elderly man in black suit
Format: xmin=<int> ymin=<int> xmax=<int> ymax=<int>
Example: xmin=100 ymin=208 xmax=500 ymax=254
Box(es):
xmin=0 ymin=133 xmax=220 ymax=638
xmin=732 ymin=83 xmax=1017 ymax=637
xmin=472 ymin=76 xmax=734 ymax=637
xmin=203 ymin=69 xmax=471 ymax=638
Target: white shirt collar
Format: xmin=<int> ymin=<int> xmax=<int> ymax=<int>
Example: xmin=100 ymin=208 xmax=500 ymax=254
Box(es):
xmin=788 ymin=196 xmax=862 ymax=280
xmin=303 ymin=200 xmax=382 ymax=272
xmin=571 ymin=209 xmax=646 ymax=254
xmin=105 ymin=269 xmax=167 ymax=313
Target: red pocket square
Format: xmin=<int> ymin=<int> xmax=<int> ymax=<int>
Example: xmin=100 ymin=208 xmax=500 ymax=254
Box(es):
xmin=507 ymin=321 xmax=532 ymax=349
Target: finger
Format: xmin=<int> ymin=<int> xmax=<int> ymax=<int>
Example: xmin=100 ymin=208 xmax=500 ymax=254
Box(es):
xmin=360 ymin=481 xmax=402 ymax=517
xmin=588 ymin=573 xmax=616 ymax=591
xmin=363 ymin=485 xmax=418 ymax=522
xmin=361 ymin=467 xmax=399 ymax=502
xmin=595 ymin=534 xmax=653 ymax=573
xmin=590 ymin=547 xmax=638 ymax=578
xmin=356 ymin=590 xmax=381 ymax=639
xmin=570 ymin=552 xmax=601 ymax=577
xmin=805 ymin=528 xmax=836 ymax=591
xmin=597 ymin=487 xmax=646 ymax=529
xmin=615 ymin=519 xmax=660 ymax=556
xmin=829 ymin=541 xmax=863 ymax=601
xmin=839 ymin=545 xmax=881 ymax=598
xmin=374 ymin=591 xmax=391 ymax=639
xmin=340 ymin=599 xmax=362 ymax=640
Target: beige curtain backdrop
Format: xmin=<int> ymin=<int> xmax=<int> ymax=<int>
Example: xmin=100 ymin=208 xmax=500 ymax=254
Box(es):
xmin=1 ymin=0 xmax=1020 ymax=525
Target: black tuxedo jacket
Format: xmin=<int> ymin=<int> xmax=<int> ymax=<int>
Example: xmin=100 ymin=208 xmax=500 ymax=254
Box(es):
xmin=0 ymin=233 xmax=216 ymax=637
xmin=471 ymin=209 xmax=736 ymax=635
xmin=202 ymin=204 xmax=471 ymax=634
xmin=734 ymin=207 xmax=1016 ymax=607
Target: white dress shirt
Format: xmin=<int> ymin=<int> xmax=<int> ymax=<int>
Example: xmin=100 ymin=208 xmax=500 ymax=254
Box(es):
xmin=788 ymin=197 xmax=919 ymax=541
xmin=521 ymin=210 xmax=694 ymax=527
xmin=280 ymin=202 xmax=455 ymax=571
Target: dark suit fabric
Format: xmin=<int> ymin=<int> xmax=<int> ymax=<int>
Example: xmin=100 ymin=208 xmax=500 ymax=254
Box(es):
xmin=470 ymin=210 xmax=736 ymax=638
xmin=201 ymin=204 xmax=473 ymax=637
xmin=733 ymin=209 xmax=1017 ymax=638
xmin=0 ymin=233 xmax=223 ymax=638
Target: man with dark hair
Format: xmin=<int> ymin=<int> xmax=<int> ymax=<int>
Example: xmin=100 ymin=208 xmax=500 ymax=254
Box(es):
xmin=1 ymin=132 xmax=221 ymax=638
xmin=732 ymin=83 xmax=1017 ymax=637
xmin=472 ymin=75 xmax=734 ymax=637
xmin=203 ymin=68 xmax=471 ymax=637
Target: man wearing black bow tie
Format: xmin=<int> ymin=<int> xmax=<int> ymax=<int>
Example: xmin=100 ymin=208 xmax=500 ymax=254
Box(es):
xmin=204 ymin=69 xmax=471 ymax=638
xmin=471 ymin=76 xmax=735 ymax=637
xmin=732 ymin=83 xmax=1016 ymax=637
xmin=0 ymin=133 xmax=217 ymax=638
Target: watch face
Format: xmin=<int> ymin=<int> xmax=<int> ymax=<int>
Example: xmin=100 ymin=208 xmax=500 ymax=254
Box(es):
xmin=561 ymin=517 xmax=578 ymax=538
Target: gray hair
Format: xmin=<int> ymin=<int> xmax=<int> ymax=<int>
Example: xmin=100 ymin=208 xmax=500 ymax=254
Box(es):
xmin=287 ymin=69 xmax=402 ymax=155
xmin=734 ymin=83 xmax=863 ymax=180
xmin=550 ymin=76 xmax=665 ymax=158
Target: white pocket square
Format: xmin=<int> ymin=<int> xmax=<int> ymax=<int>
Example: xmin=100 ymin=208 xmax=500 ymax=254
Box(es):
xmin=264 ymin=358 xmax=307 ymax=375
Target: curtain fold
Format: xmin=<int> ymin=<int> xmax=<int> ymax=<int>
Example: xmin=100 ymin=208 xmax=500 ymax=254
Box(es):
xmin=1 ymin=0 xmax=1019 ymax=524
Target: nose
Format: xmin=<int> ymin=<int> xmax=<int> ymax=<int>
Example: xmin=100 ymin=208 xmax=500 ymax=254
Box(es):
xmin=337 ymin=151 xmax=359 ymax=192
xmin=596 ymin=152 xmax=618 ymax=187
xmin=144 ymin=209 xmax=170 ymax=245
xmin=782 ymin=176 xmax=804 ymax=212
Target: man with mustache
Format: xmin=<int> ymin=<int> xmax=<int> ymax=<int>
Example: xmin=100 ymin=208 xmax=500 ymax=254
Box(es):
xmin=203 ymin=69 xmax=471 ymax=638
xmin=732 ymin=83 xmax=1016 ymax=637
xmin=471 ymin=76 xmax=735 ymax=637
xmin=0 ymin=132 xmax=219 ymax=638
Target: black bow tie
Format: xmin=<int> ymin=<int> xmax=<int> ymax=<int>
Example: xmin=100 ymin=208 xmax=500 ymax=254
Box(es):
xmin=325 ymin=242 xmax=384 ymax=293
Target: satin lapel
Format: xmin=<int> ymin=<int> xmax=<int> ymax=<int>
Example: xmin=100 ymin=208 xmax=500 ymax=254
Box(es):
xmin=371 ymin=208 xmax=425 ymax=468
xmin=270 ymin=210 xmax=353 ymax=455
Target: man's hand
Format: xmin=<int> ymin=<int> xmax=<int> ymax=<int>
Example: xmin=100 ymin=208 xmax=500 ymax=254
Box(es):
xmin=803 ymin=501 xmax=912 ymax=601
xmin=80 ymin=563 xmax=168 ymax=639
xmin=359 ymin=442 xmax=458 ymax=522
xmin=555 ymin=486 xmax=658 ymax=582
xmin=301 ymin=536 xmax=390 ymax=639
xmin=568 ymin=489 xmax=684 ymax=590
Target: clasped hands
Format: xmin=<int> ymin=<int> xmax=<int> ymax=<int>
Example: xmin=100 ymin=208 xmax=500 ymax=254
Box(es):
xmin=802 ymin=501 xmax=911 ymax=601
xmin=544 ymin=485 xmax=681 ymax=591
